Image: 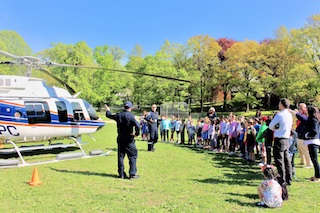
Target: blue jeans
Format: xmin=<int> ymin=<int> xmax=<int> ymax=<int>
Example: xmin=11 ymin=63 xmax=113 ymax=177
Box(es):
xmin=308 ymin=144 xmax=320 ymax=178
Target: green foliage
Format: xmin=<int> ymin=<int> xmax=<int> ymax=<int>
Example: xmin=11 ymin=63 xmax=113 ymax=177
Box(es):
xmin=229 ymin=92 xmax=261 ymax=111
xmin=0 ymin=30 xmax=32 ymax=75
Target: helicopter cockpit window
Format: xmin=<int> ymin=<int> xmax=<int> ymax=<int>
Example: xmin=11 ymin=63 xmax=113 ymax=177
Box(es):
xmin=83 ymin=100 xmax=99 ymax=120
xmin=55 ymin=101 xmax=68 ymax=122
xmin=71 ymin=102 xmax=85 ymax=121
xmin=25 ymin=102 xmax=51 ymax=124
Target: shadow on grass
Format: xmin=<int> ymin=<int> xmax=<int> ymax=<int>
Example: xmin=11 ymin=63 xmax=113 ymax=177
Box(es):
xmin=224 ymin=198 xmax=257 ymax=208
xmin=49 ymin=167 xmax=119 ymax=178
xmin=225 ymin=192 xmax=260 ymax=208
xmin=0 ymin=147 xmax=79 ymax=159
xmin=193 ymin=177 xmax=257 ymax=187
xmin=105 ymin=147 xmax=150 ymax=152
xmin=178 ymin=144 xmax=262 ymax=186
xmin=226 ymin=192 xmax=258 ymax=199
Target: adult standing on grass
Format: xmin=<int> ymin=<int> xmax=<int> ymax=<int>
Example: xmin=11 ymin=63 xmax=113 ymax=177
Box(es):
xmin=146 ymin=104 xmax=159 ymax=151
xmin=289 ymin=103 xmax=313 ymax=168
xmin=268 ymin=98 xmax=293 ymax=186
xmin=207 ymin=107 xmax=217 ymax=121
xmin=302 ymin=106 xmax=320 ymax=182
xmin=105 ymin=101 xmax=140 ymax=179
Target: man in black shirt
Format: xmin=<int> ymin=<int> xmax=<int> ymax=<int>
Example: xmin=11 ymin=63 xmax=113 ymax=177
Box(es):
xmin=106 ymin=101 xmax=140 ymax=179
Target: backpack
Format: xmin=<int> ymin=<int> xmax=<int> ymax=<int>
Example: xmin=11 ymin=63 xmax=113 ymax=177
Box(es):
xmin=276 ymin=175 xmax=289 ymax=201
xmin=296 ymin=123 xmax=307 ymax=139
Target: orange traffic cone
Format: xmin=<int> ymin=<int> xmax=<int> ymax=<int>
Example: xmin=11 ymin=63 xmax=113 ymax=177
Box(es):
xmin=0 ymin=141 xmax=3 ymax=148
xmin=28 ymin=167 xmax=42 ymax=186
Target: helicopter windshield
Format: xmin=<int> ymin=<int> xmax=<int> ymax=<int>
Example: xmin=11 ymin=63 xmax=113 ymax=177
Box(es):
xmin=83 ymin=100 xmax=99 ymax=120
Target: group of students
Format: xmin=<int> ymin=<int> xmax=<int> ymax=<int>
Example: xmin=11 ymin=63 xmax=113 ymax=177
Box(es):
xmin=140 ymin=101 xmax=320 ymax=208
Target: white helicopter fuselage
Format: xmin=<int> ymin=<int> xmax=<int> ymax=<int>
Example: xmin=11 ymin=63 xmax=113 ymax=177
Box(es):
xmin=0 ymin=75 xmax=105 ymax=143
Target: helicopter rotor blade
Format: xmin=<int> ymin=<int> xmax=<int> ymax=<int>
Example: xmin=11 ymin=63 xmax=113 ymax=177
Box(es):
xmin=45 ymin=62 xmax=191 ymax=83
xmin=0 ymin=50 xmax=20 ymax=59
xmin=0 ymin=61 xmax=16 ymax=65
xmin=0 ymin=49 xmax=191 ymax=83
xmin=39 ymin=66 xmax=76 ymax=94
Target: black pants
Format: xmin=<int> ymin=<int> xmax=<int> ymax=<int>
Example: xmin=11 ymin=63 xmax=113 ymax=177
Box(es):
xmin=148 ymin=125 xmax=158 ymax=151
xmin=273 ymin=138 xmax=292 ymax=185
xmin=117 ymin=137 xmax=138 ymax=176
xmin=266 ymin=146 xmax=272 ymax=165
xmin=308 ymin=144 xmax=320 ymax=178
xmin=163 ymin=129 xmax=169 ymax=141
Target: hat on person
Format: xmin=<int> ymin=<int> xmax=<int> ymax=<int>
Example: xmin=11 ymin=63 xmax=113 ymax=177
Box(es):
xmin=124 ymin=101 xmax=133 ymax=109
xmin=261 ymin=116 xmax=268 ymax=121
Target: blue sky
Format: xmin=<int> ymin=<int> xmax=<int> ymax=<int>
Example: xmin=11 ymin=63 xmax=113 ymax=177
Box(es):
xmin=1 ymin=0 xmax=319 ymax=57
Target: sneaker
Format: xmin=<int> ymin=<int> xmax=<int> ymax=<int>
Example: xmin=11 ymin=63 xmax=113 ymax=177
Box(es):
xmin=305 ymin=166 xmax=312 ymax=169
xmin=309 ymin=176 xmax=316 ymax=181
xmin=255 ymin=202 xmax=268 ymax=208
xmin=118 ymin=172 xmax=128 ymax=179
xmin=129 ymin=174 xmax=140 ymax=179
xmin=310 ymin=177 xmax=320 ymax=182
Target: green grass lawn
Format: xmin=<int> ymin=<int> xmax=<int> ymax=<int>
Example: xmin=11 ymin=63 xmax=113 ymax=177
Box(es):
xmin=0 ymin=122 xmax=319 ymax=212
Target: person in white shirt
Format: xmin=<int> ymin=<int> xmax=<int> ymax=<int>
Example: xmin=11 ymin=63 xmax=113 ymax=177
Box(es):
xmin=268 ymin=98 xmax=293 ymax=186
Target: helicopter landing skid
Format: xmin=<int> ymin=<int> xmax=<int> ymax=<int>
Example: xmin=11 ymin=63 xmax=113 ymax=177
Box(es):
xmin=0 ymin=138 xmax=112 ymax=168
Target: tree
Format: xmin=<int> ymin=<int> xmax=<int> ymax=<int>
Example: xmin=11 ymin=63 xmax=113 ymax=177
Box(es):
xmin=258 ymin=26 xmax=315 ymax=106
xmin=94 ymin=45 xmax=132 ymax=106
xmin=0 ymin=30 xmax=32 ymax=75
xmin=216 ymin=37 xmax=237 ymax=110
xmin=224 ymin=40 xmax=262 ymax=111
xmin=187 ymin=35 xmax=221 ymax=112
xmin=39 ymin=42 xmax=98 ymax=104
xmin=290 ymin=15 xmax=320 ymax=103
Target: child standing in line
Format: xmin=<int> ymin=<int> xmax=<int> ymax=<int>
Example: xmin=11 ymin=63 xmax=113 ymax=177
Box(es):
xmin=289 ymin=131 xmax=298 ymax=178
xmin=160 ymin=115 xmax=165 ymax=142
xmin=246 ymin=121 xmax=257 ymax=163
xmin=218 ymin=116 xmax=226 ymax=152
xmin=175 ymin=116 xmax=182 ymax=143
xmin=180 ymin=119 xmax=186 ymax=144
xmin=213 ymin=118 xmax=220 ymax=150
xmin=188 ymin=121 xmax=196 ymax=145
xmin=256 ymin=116 xmax=269 ymax=165
xmin=238 ymin=122 xmax=246 ymax=158
xmin=169 ymin=115 xmax=176 ymax=142
xmin=140 ymin=110 xmax=149 ymax=141
xmin=224 ymin=117 xmax=230 ymax=152
xmin=202 ymin=117 xmax=210 ymax=149
xmin=196 ymin=118 xmax=203 ymax=147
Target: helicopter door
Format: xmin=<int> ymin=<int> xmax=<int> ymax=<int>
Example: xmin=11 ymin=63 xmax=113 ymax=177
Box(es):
xmin=55 ymin=101 xmax=68 ymax=122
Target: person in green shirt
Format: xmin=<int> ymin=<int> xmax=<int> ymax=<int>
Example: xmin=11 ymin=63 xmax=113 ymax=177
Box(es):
xmin=256 ymin=116 xmax=269 ymax=165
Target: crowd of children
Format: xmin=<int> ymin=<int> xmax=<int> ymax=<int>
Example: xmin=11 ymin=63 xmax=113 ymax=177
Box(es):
xmin=140 ymin=109 xmax=286 ymax=166
xmin=139 ymin=107 xmax=313 ymax=208
xmin=138 ymin=105 xmax=320 ymax=208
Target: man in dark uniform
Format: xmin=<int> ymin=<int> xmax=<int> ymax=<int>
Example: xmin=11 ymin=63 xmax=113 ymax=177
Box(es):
xmin=145 ymin=104 xmax=159 ymax=152
xmin=105 ymin=101 xmax=140 ymax=179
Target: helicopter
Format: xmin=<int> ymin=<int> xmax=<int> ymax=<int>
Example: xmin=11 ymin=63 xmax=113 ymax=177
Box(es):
xmin=0 ymin=49 xmax=191 ymax=168
xmin=0 ymin=50 xmax=108 ymax=168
